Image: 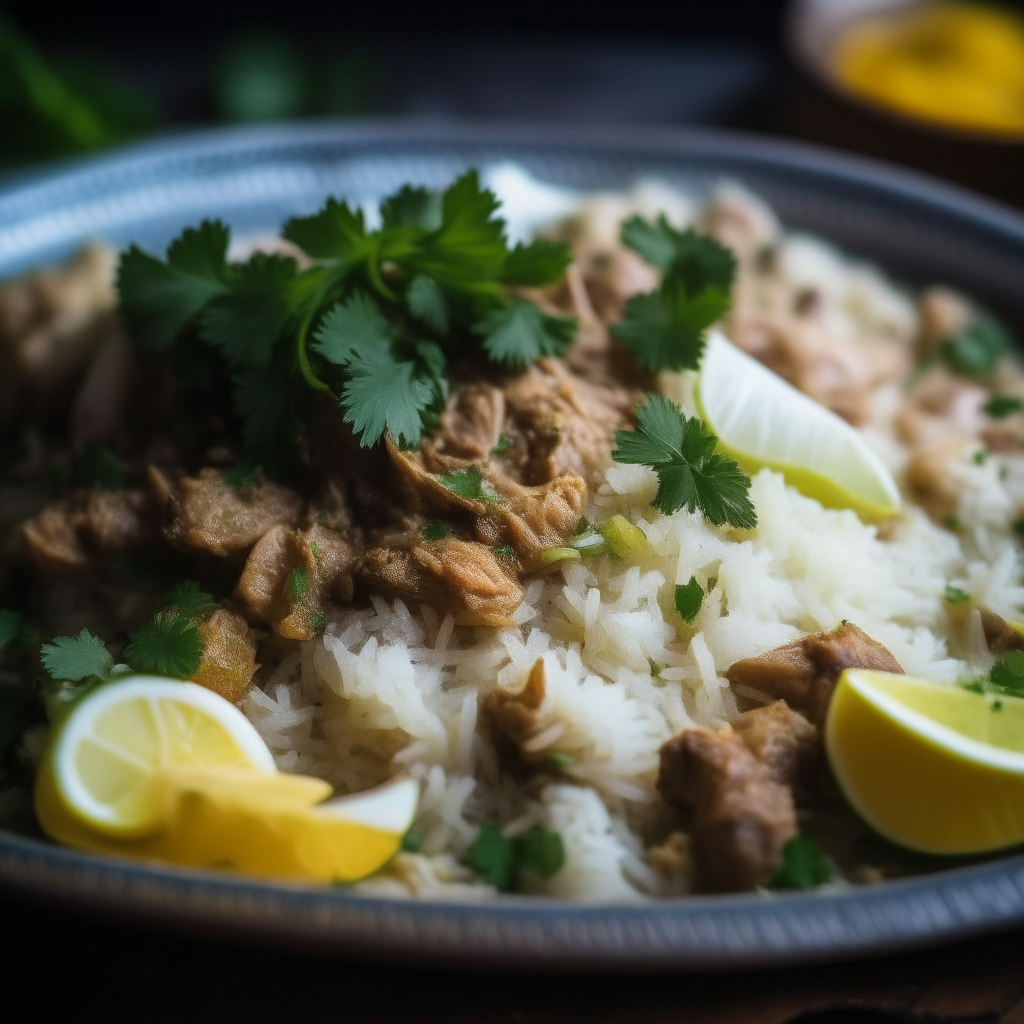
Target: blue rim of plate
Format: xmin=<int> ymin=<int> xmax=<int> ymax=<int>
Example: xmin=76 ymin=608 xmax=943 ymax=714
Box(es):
xmin=2 ymin=120 xmax=1024 ymax=971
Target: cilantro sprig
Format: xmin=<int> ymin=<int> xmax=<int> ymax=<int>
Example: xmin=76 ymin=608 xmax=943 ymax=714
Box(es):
xmin=613 ymin=395 xmax=756 ymax=529
xmin=612 ymin=216 xmax=736 ymax=373
xmin=118 ymin=171 xmax=575 ymax=461
xmin=464 ymin=823 xmax=566 ymax=891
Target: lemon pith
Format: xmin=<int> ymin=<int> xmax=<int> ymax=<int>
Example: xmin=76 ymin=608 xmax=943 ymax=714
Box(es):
xmin=695 ymin=331 xmax=901 ymax=521
xmin=825 ymin=670 xmax=1024 ymax=854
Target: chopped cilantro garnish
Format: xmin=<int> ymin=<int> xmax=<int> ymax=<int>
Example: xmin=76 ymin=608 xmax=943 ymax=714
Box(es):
xmin=940 ymin=314 xmax=1011 ymax=377
xmin=994 ymin=700 xmax=1003 ymax=711
xmin=674 ymin=576 xmax=704 ymax=622
xmin=116 ymin=171 xmax=574 ymax=462
xmin=400 ymin=828 xmax=423 ymax=853
xmin=124 ymin=612 xmax=203 ymax=680
xmin=984 ymin=394 xmax=1024 ymax=419
xmin=40 ymin=628 xmax=113 ymax=683
xmin=438 ymin=466 xmax=484 ymax=500
xmin=770 ymin=835 xmax=833 ymax=890
xmin=165 ymin=580 xmax=214 ymax=621
xmin=944 ymin=585 xmax=971 ymax=604
xmin=613 ymin=395 xmax=756 ymax=528
xmin=287 ymin=567 xmax=310 ymax=601
xmin=311 ymin=613 xmax=327 ymax=634
xmin=944 ymin=515 xmax=961 ymax=531
xmin=222 ymin=463 xmax=260 ymax=491
xmin=648 ymin=658 xmax=661 ymax=677
xmin=491 ymin=434 xmax=510 ymax=455
xmin=422 ymin=520 xmax=452 ymax=541
xmin=464 ymin=823 xmax=566 ymax=891
xmin=990 ymin=652 xmax=1024 ymax=697
xmin=973 ymin=451 xmax=987 ymax=465
xmin=548 ymin=751 xmax=573 ymax=771
xmin=1014 ymin=518 xmax=1024 ymax=536
xmin=612 ymin=217 xmax=736 ymax=373
xmin=493 ymin=544 xmax=516 ymax=562
xmin=74 ymin=442 xmax=126 ymax=491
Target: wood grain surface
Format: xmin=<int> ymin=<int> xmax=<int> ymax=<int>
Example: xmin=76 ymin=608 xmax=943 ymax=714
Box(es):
xmin=2 ymin=890 xmax=1023 ymax=1023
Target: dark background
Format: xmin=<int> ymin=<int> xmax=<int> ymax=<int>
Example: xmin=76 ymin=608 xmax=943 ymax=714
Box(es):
xmin=3 ymin=2 xmax=1024 ymax=1019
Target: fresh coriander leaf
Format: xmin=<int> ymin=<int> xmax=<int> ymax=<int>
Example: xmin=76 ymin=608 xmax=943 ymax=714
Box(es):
xmin=40 ymin=629 xmax=113 ymax=682
xmin=0 ymin=610 xmax=22 ymax=651
xmin=648 ymin=658 xmax=661 ymax=677
xmin=475 ymin=299 xmax=576 ymax=368
xmin=438 ymin=466 xmax=483 ymax=500
xmin=512 ymin=827 xmax=565 ymax=879
xmin=408 ymin=171 xmax=507 ymax=295
xmin=984 ymin=394 xmax=1024 ymax=419
xmin=340 ymin=348 xmax=434 ymax=448
xmin=770 ymin=834 xmax=833 ymax=890
xmin=282 ymin=197 xmax=370 ymax=262
xmin=380 ymin=185 xmax=442 ymax=232
xmin=222 ymin=463 xmax=260 ymax=491
xmin=502 ymin=239 xmax=573 ymax=285
xmin=622 ymin=217 xmax=737 ymax=294
xmin=674 ymin=576 xmax=704 ymax=622
xmin=232 ymin=364 xmax=301 ymax=474
xmin=406 ymin=274 xmax=449 ymax=333
xmin=944 ymin=515 xmax=961 ymax=531
xmin=164 ymin=580 xmax=214 ymax=621
xmin=493 ymin=543 xmax=515 ymax=562
xmin=400 ymin=827 xmax=423 ymax=853
xmin=465 ymin=823 xmax=516 ymax=890
xmin=313 ymin=291 xmax=394 ymax=366
xmin=973 ymin=450 xmax=987 ymax=465
xmin=941 ymin=315 xmax=1011 ymax=377
xmin=491 ymin=434 xmax=510 ymax=455
xmin=944 ymin=584 xmax=971 ymax=604
xmin=422 ymin=520 xmax=452 ymax=541
xmin=74 ymin=442 xmax=126 ymax=491
xmin=611 ymin=281 xmax=728 ymax=373
xmin=613 ymin=395 xmax=757 ymax=529
xmin=990 ymin=652 xmax=1024 ymax=698
xmin=199 ymin=252 xmax=296 ymax=368
xmin=124 ymin=612 xmax=203 ymax=680
xmin=311 ymin=613 xmax=327 ymax=634
xmin=287 ymin=567 xmax=310 ymax=601
xmin=117 ymin=221 xmax=230 ymax=350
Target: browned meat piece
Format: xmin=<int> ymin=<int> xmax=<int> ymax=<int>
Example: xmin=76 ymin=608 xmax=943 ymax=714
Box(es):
xmin=917 ymin=286 xmax=974 ymax=360
xmin=235 ymin=524 xmax=355 ymax=640
xmin=895 ymin=365 xmax=986 ymax=448
xmin=725 ymin=622 xmax=903 ymax=727
xmin=980 ymin=609 xmax=1024 ymax=653
xmin=21 ymin=489 xmax=156 ymax=572
xmin=903 ymin=438 xmax=972 ymax=522
xmin=425 ymin=383 xmax=505 ymax=462
xmin=484 ymin=657 xmax=547 ymax=748
xmin=499 ymin=360 xmax=633 ymax=488
xmin=161 ymin=468 xmax=303 ymax=557
xmin=490 ymin=473 xmax=587 ymax=568
xmin=193 ymin=608 xmax=259 ymax=702
xmin=658 ymin=701 xmax=818 ymax=891
xmin=698 ymin=185 xmax=780 ymax=264
xmin=386 ymin=438 xmax=487 ymax=518
xmin=0 ymin=245 xmax=118 ymax=433
xmin=358 ymin=537 xmax=523 ymax=626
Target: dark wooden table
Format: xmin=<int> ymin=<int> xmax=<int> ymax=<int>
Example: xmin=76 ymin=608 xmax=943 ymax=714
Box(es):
xmin=2 ymin=890 xmax=1022 ymax=1023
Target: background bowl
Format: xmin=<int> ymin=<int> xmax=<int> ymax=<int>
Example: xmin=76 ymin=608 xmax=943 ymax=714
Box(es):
xmin=3 ymin=120 xmax=1024 ymax=970
xmin=781 ymin=0 xmax=1024 ymax=208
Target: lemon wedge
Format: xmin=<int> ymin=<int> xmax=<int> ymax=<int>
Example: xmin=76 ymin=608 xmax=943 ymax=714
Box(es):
xmin=695 ymin=331 xmax=901 ymax=521
xmin=36 ymin=675 xmax=420 ymax=882
xmin=44 ymin=676 xmax=277 ymax=838
xmin=826 ymin=669 xmax=1024 ymax=854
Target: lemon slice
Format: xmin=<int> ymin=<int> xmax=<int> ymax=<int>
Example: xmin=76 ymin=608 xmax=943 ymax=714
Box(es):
xmin=695 ymin=331 xmax=901 ymax=521
xmin=826 ymin=669 xmax=1024 ymax=853
xmin=43 ymin=676 xmax=277 ymax=838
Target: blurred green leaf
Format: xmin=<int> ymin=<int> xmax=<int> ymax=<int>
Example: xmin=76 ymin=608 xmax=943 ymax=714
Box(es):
xmin=216 ymin=34 xmax=309 ymax=122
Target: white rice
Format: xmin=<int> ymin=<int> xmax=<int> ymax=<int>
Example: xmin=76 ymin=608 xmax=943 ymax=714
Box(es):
xmin=236 ymin=177 xmax=1024 ymax=902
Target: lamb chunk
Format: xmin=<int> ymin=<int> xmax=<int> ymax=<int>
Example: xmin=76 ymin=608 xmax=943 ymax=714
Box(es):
xmin=193 ymin=609 xmax=259 ymax=703
xmin=725 ymin=622 xmax=902 ymax=727
xmin=235 ymin=524 xmax=355 ymax=640
xmin=22 ymin=489 xmax=156 ymax=572
xmin=162 ymin=468 xmax=303 ymax=557
xmin=386 ymin=437 xmax=487 ymax=518
xmin=658 ymin=701 xmax=818 ymax=891
xmin=484 ymin=657 xmax=547 ymax=748
xmin=917 ymin=286 xmax=974 ymax=360
xmin=980 ymin=609 xmax=1024 ymax=653
xmin=903 ymin=438 xmax=973 ymax=522
xmin=490 ymin=472 xmax=587 ymax=568
xmin=426 ymin=383 xmax=505 ymax=462
xmin=357 ymin=537 xmax=523 ymax=626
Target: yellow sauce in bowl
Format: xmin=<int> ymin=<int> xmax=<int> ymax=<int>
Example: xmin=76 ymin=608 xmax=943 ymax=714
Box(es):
xmin=831 ymin=2 xmax=1024 ymax=140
